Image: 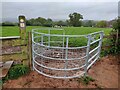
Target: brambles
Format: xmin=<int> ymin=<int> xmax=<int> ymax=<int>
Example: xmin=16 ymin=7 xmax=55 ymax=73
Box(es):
xmin=106 ymin=17 xmax=120 ymax=55
xmin=101 ymin=17 xmax=120 ymax=56
xmin=109 ymin=17 xmax=120 ymax=54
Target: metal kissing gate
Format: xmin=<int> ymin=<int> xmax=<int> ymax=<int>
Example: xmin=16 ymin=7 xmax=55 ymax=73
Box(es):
xmin=32 ymin=28 xmax=104 ymax=79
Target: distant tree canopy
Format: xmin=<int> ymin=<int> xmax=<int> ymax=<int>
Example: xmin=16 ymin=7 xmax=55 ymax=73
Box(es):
xmin=44 ymin=18 xmax=53 ymax=27
xmin=1 ymin=22 xmax=17 ymax=26
xmin=26 ymin=17 xmax=49 ymax=26
xmin=54 ymin=20 xmax=68 ymax=26
xmin=96 ymin=21 xmax=107 ymax=28
xmin=26 ymin=17 xmax=69 ymax=27
xmin=2 ymin=13 xmax=116 ymax=28
xmin=68 ymin=12 xmax=83 ymax=27
xmin=82 ymin=20 xmax=96 ymax=27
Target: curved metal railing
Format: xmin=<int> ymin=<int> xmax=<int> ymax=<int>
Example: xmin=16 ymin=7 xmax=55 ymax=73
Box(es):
xmin=32 ymin=28 xmax=104 ymax=79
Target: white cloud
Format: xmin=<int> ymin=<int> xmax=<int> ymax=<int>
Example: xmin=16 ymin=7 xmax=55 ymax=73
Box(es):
xmin=2 ymin=2 xmax=118 ymax=22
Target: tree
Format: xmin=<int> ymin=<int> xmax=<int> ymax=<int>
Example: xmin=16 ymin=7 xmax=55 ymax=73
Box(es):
xmin=56 ymin=20 xmax=63 ymax=26
xmin=36 ymin=17 xmax=47 ymax=26
xmin=2 ymin=22 xmax=17 ymax=26
xmin=26 ymin=17 xmax=53 ymax=27
xmin=83 ymin=20 xmax=96 ymax=27
xmin=53 ymin=20 xmax=68 ymax=27
xmin=96 ymin=21 xmax=107 ymax=28
xmin=86 ymin=20 xmax=92 ymax=27
xmin=26 ymin=18 xmax=39 ymax=26
xmin=69 ymin=12 xmax=83 ymax=27
xmin=44 ymin=18 xmax=53 ymax=27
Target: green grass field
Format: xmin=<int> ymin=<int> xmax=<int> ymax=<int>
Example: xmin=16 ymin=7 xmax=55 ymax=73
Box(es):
xmin=1 ymin=26 xmax=112 ymax=37
xmin=1 ymin=26 xmax=112 ymax=47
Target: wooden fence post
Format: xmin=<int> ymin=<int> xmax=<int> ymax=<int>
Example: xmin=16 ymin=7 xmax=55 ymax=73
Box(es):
xmin=28 ymin=31 xmax=32 ymax=69
xmin=18 ymin=15 xmax=27 ymax=65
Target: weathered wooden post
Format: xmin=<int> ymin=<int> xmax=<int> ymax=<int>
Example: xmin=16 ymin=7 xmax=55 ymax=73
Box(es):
xmin=28 ymin=31 xmax=32 ymax=69
xmin=19 ymin=15 xmax=28 ymax=65
xmin=19 ymin=15 xmax=26 ymax=43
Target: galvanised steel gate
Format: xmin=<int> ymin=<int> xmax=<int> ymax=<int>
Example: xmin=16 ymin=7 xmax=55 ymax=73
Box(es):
xmin=32 ymin=28 xmax=104 ymax=79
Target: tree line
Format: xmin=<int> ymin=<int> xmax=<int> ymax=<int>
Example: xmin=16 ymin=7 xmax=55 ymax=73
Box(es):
xmin=1 ymin=12 xmax=117 ymax=28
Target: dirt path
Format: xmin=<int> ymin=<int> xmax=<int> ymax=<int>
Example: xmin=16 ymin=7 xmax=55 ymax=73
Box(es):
xmin=88 ymin=55 xmax=119 ymax=88
xmin=3 ymin=55 xmax=119 ymax=88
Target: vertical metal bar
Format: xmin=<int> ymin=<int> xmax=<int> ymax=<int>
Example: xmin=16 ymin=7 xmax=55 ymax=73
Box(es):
xmin=41 ymin=34 xmax=44 ymax=73
xmin=32 ymin=32 xmax=35 ymax=70
xmin=84 ymin=35 xmax=91 ymax=75
xmin=64 ymin=37 xmax=69 ymax=77
xmin=63 ymin=30 xmax=65 ymax=47
xmin=36 ymin=36 xmax=39 ymax=43
xmin=62 ymin=31 xmax=65 ymax=59
xmin=41 ymin=34 xmax=43 ymax=45
xmin=48 ymin=29 xmax=50 ymax=46
xmin=48 ymin=29 xmax=51 ymax=73
xmin=98 ymin=32 xmax=104 ymax=59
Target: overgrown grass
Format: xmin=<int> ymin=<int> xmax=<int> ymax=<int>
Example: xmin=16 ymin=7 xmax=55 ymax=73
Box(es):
xmin=2 ymin=64 xmax=30 ymax=83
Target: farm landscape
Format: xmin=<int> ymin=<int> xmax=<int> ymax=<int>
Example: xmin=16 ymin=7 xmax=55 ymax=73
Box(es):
xmin=1 ymin=1 xmax=119 ymax=89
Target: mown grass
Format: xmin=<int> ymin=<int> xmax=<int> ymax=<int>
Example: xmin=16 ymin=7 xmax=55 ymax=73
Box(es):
xmin=1 ymin=26 xmax=112 ymax=47
xmin=0 ymin=26 xmax=42 ymax=37
xmin=1 ymin=26 xmax=112 ymax=37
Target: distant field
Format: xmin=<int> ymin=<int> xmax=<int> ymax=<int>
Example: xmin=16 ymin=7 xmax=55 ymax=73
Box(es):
xmin=1 ymin=26 xmax=112 ymax=37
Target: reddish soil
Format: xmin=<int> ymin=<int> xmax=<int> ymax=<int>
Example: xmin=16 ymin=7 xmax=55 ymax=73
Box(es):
xmin=88 ymin=55 xmax=119 ymax=88
xmin=3 ymin=55 xmax=119 ymax=88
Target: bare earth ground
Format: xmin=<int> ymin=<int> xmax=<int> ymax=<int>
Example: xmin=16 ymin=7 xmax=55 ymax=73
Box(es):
xmin=3 ymin=55 xmax=119 ymax=88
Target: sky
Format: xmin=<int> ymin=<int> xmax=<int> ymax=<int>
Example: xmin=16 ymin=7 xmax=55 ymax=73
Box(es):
xmin=1 ymin=0 xmax=119 ymax=22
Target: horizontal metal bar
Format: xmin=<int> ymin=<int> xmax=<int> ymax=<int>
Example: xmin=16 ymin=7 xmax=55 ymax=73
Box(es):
xmin=32 ymin=29 xmax=103 ymax=38
xmin=89 ymin=31 xmax=104 ymax=36
xmin=90 ymin=39 xmax=101 ymax=45
xmin=88 ymin=52 xmax=99 ymax=62
xmin=33 ymin=36 xmax=41 ymax=39
xmin=89 ymin=46 xmax=100 ymax=54
xmin=33 ymin=31 xmax=86 ymax=37
xmin=0 ymin=36 xmax=20 ymax=40
xmin=87 ymin=55 xmax=99 ymax=70
xmin=34 ymin=59 xmax=86 ymax=71
xmin=33 ymin=66 xmax=85 ymax=79
xmin=42 ymin=41 xmax=63 ymax=44
xmin=33 ymin=50 xmax=87 ymax=61
xmin=32 ymin=28 xmax=64 ymax=31
xmin=33 ymin=40 xmax=87 ymax=49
